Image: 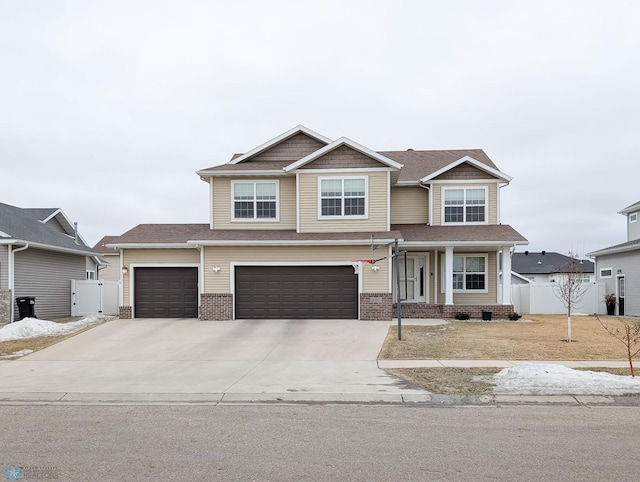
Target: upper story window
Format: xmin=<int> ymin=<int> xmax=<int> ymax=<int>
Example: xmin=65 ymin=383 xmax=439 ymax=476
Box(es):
xmin=319 ymin=177 xmax=367 ymax=218
xmin=453 ymin=255 xmax=487 ymax=291
xmin=630 ymin=212 xmax=638 ymax=223
xmin=232 ymin=180 xmax=278 ymax=221
xmin=443 ymin=187 xmax=487 ymax=224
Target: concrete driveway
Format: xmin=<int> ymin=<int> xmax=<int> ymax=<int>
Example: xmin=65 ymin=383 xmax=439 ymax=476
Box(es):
xmin=0 ymin=318 xmax=428 ymax=403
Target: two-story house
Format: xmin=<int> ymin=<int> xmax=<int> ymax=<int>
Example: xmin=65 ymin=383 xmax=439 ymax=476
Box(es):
xmin=108 ymin=126 xmax=528 ymax=320
xmin=588 ymin=200 xmax=640 ymax=316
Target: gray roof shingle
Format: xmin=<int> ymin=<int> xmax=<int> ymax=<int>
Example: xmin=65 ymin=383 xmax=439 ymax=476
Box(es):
xmin=0 ymin=202 xmax=95 ymax=255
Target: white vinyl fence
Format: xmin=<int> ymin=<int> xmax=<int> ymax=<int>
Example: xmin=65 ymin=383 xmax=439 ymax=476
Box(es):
xmin=71 ymin=280 xmax=120 ymax=316
xmin=511 ymin=281 xmax=605 ymax=315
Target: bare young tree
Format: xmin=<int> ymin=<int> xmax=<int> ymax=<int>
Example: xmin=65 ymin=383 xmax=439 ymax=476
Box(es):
xmin=552 ymin=252 xmax=589 ymax=343
xmin=596 ymin=315 xmax=640 ymax=377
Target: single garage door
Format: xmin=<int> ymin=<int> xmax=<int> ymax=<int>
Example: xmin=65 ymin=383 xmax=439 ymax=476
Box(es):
xmin=235 ymin=266 xmax=358 ymax=319
xmin=134 ymin=267 xmax=198 ymax=318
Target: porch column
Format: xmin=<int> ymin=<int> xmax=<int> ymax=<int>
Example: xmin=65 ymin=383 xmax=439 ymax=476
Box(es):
xmin=501 ymin=246 xmax=512 ymax=305
xmin=444 ymin=246 xmax=454 ymax=305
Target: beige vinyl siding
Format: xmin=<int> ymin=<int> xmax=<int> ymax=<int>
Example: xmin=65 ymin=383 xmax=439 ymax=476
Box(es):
xmin=252 ymin=133 xmax=326 ymax=161
xmin=212 ymin=177 xmax=296 ymax=230
xmin=298 ymin=171 xmax=388 ymax=233
xmin=203 ymin=245 xmax=389 ymax=293
xmin=13 ymin=247 xmax=86 ymax=320
xmin=432 ymin=182 xmax=498 ymax=225
xmin=98 ymin=254 xmax=121 ymax=282
xmin=390 ymin=186 xmax=429 ymax=224
xmin=436 ymin=251 xmax=498 ymax=304
xmin=122 ymin=248 xmax=200 ymax=305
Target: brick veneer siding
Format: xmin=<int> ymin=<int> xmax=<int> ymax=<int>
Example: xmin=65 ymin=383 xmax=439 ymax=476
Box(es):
xmin=119 ymin=306 xmax=132 ymax=319
xmin=395 ymin=303 xmax=515 ymax=320
xmin=200 ymin=293 xmax=233 ymax=321
xmin=360 ymin=293 xmax=394 ymax=321
xmin=0 ymin=289 xmax=10 ymax=324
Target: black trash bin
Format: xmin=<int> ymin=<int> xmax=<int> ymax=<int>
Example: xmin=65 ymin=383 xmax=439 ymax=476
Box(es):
xmin=16 ymin=296 xmax=36 ymax=320
xmin=481 ymin=310 xmax=492 ymax=321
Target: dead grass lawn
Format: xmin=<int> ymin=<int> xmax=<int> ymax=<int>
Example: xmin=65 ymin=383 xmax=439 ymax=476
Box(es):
xmin=379 ymin=314 xmax=640 ymax=361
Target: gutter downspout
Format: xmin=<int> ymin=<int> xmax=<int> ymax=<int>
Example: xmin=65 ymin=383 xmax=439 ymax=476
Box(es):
xmin=9 ymin=243 xmax=29 ymax=323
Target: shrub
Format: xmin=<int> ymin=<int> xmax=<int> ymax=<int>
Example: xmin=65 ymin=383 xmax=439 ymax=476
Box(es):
xmin=454 ymin=312 xmax=470 ymax=320
xmin=508 ymin=312 xmax=522 ymax=320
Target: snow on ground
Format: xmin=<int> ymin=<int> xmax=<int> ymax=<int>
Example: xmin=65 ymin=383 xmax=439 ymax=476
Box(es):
xmin=484 ymin=363 xmax=640 ymax=396
xmin=0 ymin=315 xmax=108 ymax=343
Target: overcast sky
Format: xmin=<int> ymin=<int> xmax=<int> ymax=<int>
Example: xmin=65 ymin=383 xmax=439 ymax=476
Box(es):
xmin=2 ymin=1 xmax=638 ymax=256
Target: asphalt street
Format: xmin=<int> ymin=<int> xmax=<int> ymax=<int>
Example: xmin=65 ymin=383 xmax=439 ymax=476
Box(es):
xmin=1 ymin=404 xmax=639 ymax=481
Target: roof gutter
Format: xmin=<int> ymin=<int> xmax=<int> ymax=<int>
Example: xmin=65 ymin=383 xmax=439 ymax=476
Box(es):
xmin=186 ymin=238 xmax=402 ymax=247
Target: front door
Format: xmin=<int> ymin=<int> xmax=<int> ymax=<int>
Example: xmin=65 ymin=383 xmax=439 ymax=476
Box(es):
xmin=618 ymin=276 xmax=625 ymax=316
xmin=398 ymin=255 xmax=428 ymax=303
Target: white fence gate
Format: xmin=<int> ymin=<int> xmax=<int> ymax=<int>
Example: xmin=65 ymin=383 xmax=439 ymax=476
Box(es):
xmin=511 ymin=281 xmax=605 ymax=315
xmin=71 ymin=280 xmax=120 ymax=316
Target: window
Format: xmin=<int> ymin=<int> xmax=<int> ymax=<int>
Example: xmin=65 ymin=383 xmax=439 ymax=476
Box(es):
xmin=443 ymin=187 xmax=487 ymax=224
xmin=233 ymin=181 xmax=278 ymax=221
xmin=443 ymin=254 xmax=488 ymax=292
xmin=600 ymin=268 xmax=613 ymax=279
xmin=630 ymin=212 xmax=638 ymax=223
xmin=319 ymin=177 xmax=367 ymax=218
xmin=86 ymin=271 xmax=96 ymax=280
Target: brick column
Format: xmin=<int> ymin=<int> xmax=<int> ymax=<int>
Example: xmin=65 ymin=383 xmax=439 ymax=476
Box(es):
xmin=360 ymin=293 xmax=393 ymax=321
xmin=119 ymin=306 xmax=132 ymax=319
xmin=200 ymin=293 xmax=233 ymax=321
xmin=0 ymin=289 xmax=11 ymax=324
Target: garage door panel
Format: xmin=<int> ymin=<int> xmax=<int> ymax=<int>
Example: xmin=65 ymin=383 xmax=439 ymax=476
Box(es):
xmin=235 ymin=266 xmax=358 ymax=319
xmin=134 ymin=267 xmax=198 ymax=318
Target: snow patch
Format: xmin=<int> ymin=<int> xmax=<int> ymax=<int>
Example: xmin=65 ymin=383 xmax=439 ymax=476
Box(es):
xmin=0 ymin=315 xmax=109 ymax=342
xmin=483 ymin=363 xmax=640 ymax=395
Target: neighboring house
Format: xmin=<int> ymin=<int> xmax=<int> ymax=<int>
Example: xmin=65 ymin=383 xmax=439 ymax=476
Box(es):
xmin=93 ymin=236 xmax=123 ymax=282
xmin=588 ymin=200 xmax=640 ymax=316
xmin=512 ymin=252 xmax=595 ymax=284
xmin=107 ymin=125 xmax=528 ymax=321
xmin=0 ymin=202 xmax=101 ymax=323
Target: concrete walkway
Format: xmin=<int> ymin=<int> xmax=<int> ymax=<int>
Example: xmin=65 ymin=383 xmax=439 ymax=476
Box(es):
xmin=379 ymin=360 xmax=632 ymax=369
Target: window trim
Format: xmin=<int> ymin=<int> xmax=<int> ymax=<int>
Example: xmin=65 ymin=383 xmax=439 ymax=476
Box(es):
xmin=441 ymin=186 xmax=488 ymax=225
xmin=630 ymin=212 xmax=638 ymax=223
xmin=599 ymin=267 xmax=613 ymax=279
xmin=441 ymin=253 xmax=489 ymax=293
xmin=231 ymin=180 xmax=280 ymax=222
xmin=317 ymin=176 xmax=368 ymax=219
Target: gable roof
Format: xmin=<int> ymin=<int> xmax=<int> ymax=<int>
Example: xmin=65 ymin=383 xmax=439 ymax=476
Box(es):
xmin=0 ymin=202 xmax=96 ymax=256
xmin=283 ymin=137 xmax=403 ymax=172
xmin=228 ymin=125 xmax=332 ymax=165
xmin=197 ymin=127 xmax=511 ymax=184
xmin=512 ymin=252 xmax=594 ymax=274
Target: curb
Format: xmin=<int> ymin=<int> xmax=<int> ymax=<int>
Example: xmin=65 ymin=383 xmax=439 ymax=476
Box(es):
xmin=1 ymin=392 xmax=638 ymax=406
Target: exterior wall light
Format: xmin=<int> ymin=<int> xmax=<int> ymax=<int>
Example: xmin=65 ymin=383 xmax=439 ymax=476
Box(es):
xmin=122 ymin=266 xmax=129 ymax=275
xmin=212 ymin=266 xmax=221 ymax=273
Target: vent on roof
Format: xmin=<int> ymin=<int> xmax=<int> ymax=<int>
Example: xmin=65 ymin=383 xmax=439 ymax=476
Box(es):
xmin=406 ymin=148 xmax=414 ymax=151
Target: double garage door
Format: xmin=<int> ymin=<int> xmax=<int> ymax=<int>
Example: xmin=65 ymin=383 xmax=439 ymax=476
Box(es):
xmin=235 ymin=266 xmax=358 ymax=319
xmin=134 ymin=267 xmax=198 ymax=318
xmin=133 ymin=265 xmax=358 ymax=319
